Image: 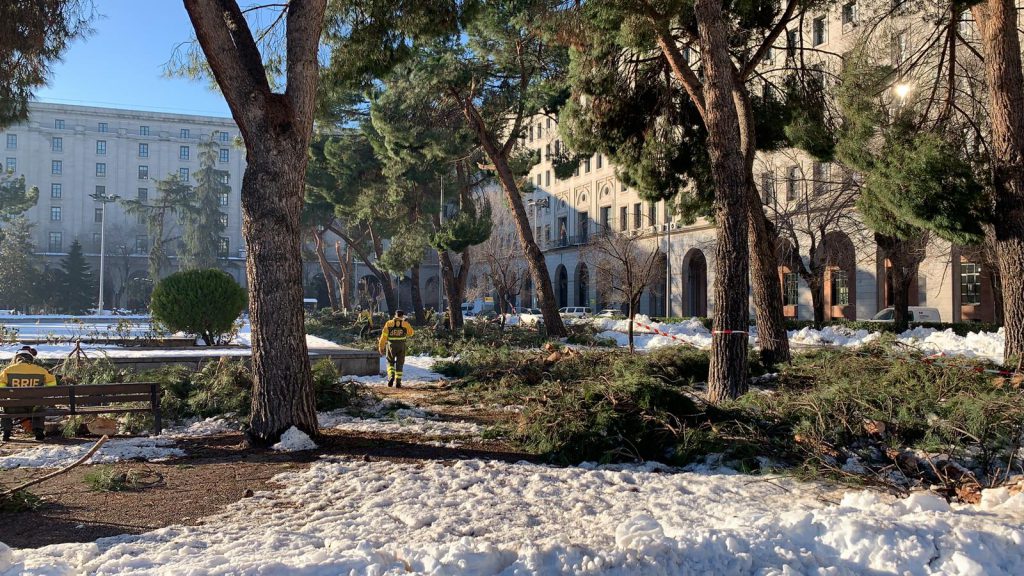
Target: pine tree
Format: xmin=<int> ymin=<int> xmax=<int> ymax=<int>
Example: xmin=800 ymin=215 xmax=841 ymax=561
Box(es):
xmin=0 ymin=0 xmax=92 ymax=127
xmin=58 ymin=240 xmax=95 ymax=314
xmin=180 ymin=140 xmax=228 ymax=270
xmin=1 ymin=172 xmax=39 ymax=223
xmin=0 ymin=217 xmax=40 ymax=312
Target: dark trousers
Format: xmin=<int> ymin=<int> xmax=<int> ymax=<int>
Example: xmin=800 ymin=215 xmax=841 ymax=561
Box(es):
xmin=1 ymin=407 xmax=44 ymax=435
xmin=386 ymin=340 xmax=408 ymax=383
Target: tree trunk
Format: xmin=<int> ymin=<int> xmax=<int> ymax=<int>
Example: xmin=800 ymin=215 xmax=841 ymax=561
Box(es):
xmin=891 ymin=270 xmax=912 ymax=333
xmin=461 ymin=101 xmax=567 ymax=337
xmin=746 ymin=195 xmax=791 ymax=365
xmin=410 ymin=263 xmax=425 ymax=325
xmin=973 ymin=0 xmax=1024 ymax=361
xmin=808 ymin=276 xmax=825 ymax=326
xmin=313 ymin=232 xmax=338 ymax=310
xmin=627 ymin=301 xmax=636 ymax=353
xmin=242 ymin=144 xmax=318 ymax=442
xmin=335 ymin=241 xmax=351 ymax=311
xmin=696 ymin=0 xmax=750 ymax=402
xmin=439 ymin=249 xmax=467 ymax=329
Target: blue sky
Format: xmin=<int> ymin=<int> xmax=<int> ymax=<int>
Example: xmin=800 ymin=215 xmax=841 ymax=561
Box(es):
xmin=34 ymin=0 xmax=232 ymax=117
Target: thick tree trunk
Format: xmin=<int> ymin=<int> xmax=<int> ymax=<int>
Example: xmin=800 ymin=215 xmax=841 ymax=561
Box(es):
xmin=808 ymin=276 xmax=825 ymax=326
xmin=891 ymin=270 xmax=912 ymax=333
xmin=439 ymin=249 xmax=468 ymax=329
xmin=696 ymin=0 xmax=749 ymax=402
xmin=462 ymin=102 xmax=567 ymax=337
xmin=973 ymin=0 xmax=1024 ymax=361
xmin=746 ymin=194 xmax=791 ymax=365
xmin=410 ymin=264 xmax=425 ymax=325
xmin=242 ymin=145 xmax=319 ymax=442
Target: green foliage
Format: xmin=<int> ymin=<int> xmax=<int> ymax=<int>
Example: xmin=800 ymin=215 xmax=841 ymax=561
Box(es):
xmin=84 ymin=465 xmax=142 ymax=492
xmin=311 ymin=359 xmax=363 ymax=411
xmin=179 ymin=140 xmax=228 ymax=270
xmin=0 ymin=489 xmax=41 ymax=512
xmin=0 ymin=217 xmax=40 ymax=312
xmin=150 ymin=269 xmax=247 ymax=345
xmin=58 ymin=240 xmax=95 ymax=314
xmin=0 ymin=0 xmax=93 ymax=127
xmin=0 ymin=172 xmax=39 ymax=221
xmin=184 ymin=360 xmax=253 ymax=418
xmin=122 ymin=175 xmax=194 ymax=281
xmin=429 ymin=201 xmax=492 ymax=253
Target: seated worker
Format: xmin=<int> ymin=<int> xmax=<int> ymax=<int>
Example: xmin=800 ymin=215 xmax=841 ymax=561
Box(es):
xmin=377 ymin=310 xmax=414 ymax=388
xmin=1 ymin=346 xmax=57 ymax=441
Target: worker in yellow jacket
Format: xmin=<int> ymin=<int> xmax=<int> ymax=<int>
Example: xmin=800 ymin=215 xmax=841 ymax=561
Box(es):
xmin=378 ymin=310 xmax=414 ymax=388
xmin=1 ymin=346 xmax=57 ymax=441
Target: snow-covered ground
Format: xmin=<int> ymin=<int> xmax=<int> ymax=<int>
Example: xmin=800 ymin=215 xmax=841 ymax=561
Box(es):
xmin=4 ymin=457 xmax=1022 ymax=575
xmin=319 ymin=399 xmax=485 ymax=442
xmin=590 ymin=315 xmax=1007 ymax=363
xmin=0 ymin=418 xmax=237 ymax=470
xmin=341 ymin=355 xmax=449 ymax=388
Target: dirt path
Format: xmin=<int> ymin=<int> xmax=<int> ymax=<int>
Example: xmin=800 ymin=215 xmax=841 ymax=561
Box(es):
xmin=1 ymin=385 xmax=530 ymax=549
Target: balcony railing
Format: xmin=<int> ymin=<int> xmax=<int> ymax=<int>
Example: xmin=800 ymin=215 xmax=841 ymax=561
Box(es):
xmin=546 ymin=234 xmax=590 ymax=250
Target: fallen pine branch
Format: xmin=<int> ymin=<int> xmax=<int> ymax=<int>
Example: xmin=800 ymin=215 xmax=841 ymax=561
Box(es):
xmin=1 ymin=435 xmax=109 ymax=500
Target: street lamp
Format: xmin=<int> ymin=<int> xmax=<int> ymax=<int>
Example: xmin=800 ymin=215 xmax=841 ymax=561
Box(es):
xmin=90 ymin=191 xmax=121 ymax=315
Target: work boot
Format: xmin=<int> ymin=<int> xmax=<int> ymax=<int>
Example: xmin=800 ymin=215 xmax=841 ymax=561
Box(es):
xmin=34 ymin=429 xmax=45 ymax=441
xmin=394 ymin=379 xmax=402 ymax=389
xmin=386 ymin=375 xmax=395 ymax=387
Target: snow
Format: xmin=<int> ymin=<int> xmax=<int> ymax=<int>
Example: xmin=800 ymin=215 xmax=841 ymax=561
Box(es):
xmin=4 ymin=457 xmax=1023 ymax=575
xmin=589 ymin=316 xmax=1007 ymax=364
xmin=341 ymin=355 xmax=449 ymax=388
xmin=271 ymin=427 xmax=318 ymax=452
xmin=0 ymin=418 xmax=237 ymax=470
xmin=318 ymin=400 xmax=485 ymax=440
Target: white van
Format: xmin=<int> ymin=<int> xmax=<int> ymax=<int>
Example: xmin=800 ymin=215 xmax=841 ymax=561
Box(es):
xmin=559 ymin=306 xmax=592 ymax=318
xmin=461 ymin=299 xmax=495 ymax=317
xmin=869 ymin=306 xmax=941 ymax=323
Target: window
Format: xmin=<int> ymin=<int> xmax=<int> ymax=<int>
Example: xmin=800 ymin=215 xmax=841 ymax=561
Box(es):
xmin=52 ymin=160 xmax=62 ymax=175
xmin=764 ymin=46 xmax=774 ymax=63
xmin=138 ymin=187 xmax=148 ymax=202
xmin=831 ymin=270 xmax=850 ymax=306
xmin=98 ymin=122 xmax=108 ymax=133
xmin=140 ymin=125 xmax=149 ymax=136
xmin=180 ymin=145 xmax=190 ymax=160
xmin=96 ymin=140 xmax=106 ymax=155
xmin=786 ymin=29 xmax=798 ymax=58
xmin=218 ymin=237 xmax=230 ymax=258
xmin=52 ymin=136 xmax=63 ymax=151
xmin=786 ymin=166 xmax=800 ymax=200
xmin=537 ymin=124 xmax=543 ymax=139
xmin=546 ymin=118 xmax=551 ymax=129
xmin=180 ymin=128 xmax=190 ymax=139
xmin=5 ymin=134 xmax=15 ymax=149
xmin=529 ymin=125 xmax=534 ymax=142
xmin=138 ymin=165 xmax=149 ymax=180
xmin=596 ymin=154 xmax=603 ymax=169
xmin=54 ymin=119 xmax=65 ymax=129
xmin=544 ymin=224 xmax=551 ymax=243
xmin=893 ymin=32 xmax=908 ymax=66
xmin=50 ymin=206 xmax=61 ymax=221
xmin=95 ymin=163 xmax=106 ymax=177
xmin=218 ymin=173 xmax=229 ymax=185
xmin=842 ymin=2 xmax=857 ymax=27
xmin=135 ymin=235 xmax=149 ymax=254
xmin=48 ymin=232 xmax=63 ymax=253
xmin=633 ymin=202 xmax=641 ymax=229
xmin=812 ymin=161 xmax=829 ymax=195
xmin=600 ymin=206 xmax=611 ymax=229
xmin=783 ymin=273 xmax=799 ymax=306
xmin=545 ymin=170 xmax=551 ymax=187
xmin=95 ymin=185 xmax=106 ymax=195
xmin=648 ymin=203 xmax=657 ymax=227
xmin=761 ymin=172 xmax=776 ymax=205
xmin=94 ymin=208 xmax=104 ymax=223
xmin=219 ymin=148 xmax=229 ymax=163
xmin=51 ymin=183 xmax=62 ymax=199
xmin=138 ymin=143 xmax=149 ymax=158
xmin=5 ymin=157 xmax=14 ymax=172
xmin=583 ymin=157 xmax=591 ymax=173
xmin=544 ymin=143 xmax=551 ymax=160
xmin=218 ymin=131 xmax=230 ymax=142
xmin=961 ymin=262 xmax=982 ymax=305
xmin=179 ymin=168 xmax=189 ymax=181
xmin=536 ymin=174 xmax=542 ymax=187
xmin=619 ymin=206 xmax=628 ymax=231
xmin=219 ymin=214 xmax=228 ymax=228
xmin=218 ymin=192 xmax=229 ymax=207
xmin=812 ymin=16 xmax=827 ymax=46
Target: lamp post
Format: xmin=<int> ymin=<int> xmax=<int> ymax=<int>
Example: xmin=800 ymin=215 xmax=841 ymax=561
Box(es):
xmin=90 ymin=191 xmax=121 ymax=315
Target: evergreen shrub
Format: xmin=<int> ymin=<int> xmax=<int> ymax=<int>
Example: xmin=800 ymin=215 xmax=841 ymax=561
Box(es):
xmin=151 ymin=269 xmax=247 ymax=345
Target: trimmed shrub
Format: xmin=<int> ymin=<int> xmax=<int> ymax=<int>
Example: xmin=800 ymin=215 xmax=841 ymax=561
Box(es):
xmin=151 ymin=269 xmax=247 ymax=345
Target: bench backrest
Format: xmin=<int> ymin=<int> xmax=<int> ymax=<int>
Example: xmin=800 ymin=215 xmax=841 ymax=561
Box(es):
xmin=0 ymin=383 xmax=159 ymax=409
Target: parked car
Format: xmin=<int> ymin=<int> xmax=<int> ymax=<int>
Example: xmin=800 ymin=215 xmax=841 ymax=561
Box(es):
xmin=597 ymin=308 xmax=625 ymax=318
xmin=516 ymin=307 xmax=542 ymax=315
xmin=868 ymin=306 xmax=941 ymax=323
xmin=558 ymin=306 xmax=592 ymax=318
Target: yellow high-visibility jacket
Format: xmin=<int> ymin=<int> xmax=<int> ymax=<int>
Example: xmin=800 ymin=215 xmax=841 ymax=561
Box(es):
xmin=378 ymin=318 xmax=414 ymax=350
xmin=0 ymin=362 xmax=57 ymax=388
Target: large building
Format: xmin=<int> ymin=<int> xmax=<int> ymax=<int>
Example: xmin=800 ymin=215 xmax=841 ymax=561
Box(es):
xmin=1 ymin=102 xmax=438 ymax=312
xmin=515 ymin=1 xmax=996 ymax=324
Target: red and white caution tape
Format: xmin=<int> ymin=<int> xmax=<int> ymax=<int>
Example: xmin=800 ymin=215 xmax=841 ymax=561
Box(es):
xmin=632 ymin=321 xmax=698 ymax=346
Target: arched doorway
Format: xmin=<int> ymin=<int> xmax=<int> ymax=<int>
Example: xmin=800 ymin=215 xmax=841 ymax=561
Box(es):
xmin=682 ymin=249 xmax=707 ymax=317
xmin=575 ymin=262 xmax=589 ymax=307
xmin=424 ymin=275 xmax=441 ymax=310
xmin=555 ymin=265 xmax=568 ymax=308
xmin=822 ymin=231 xmax=857 ymax=320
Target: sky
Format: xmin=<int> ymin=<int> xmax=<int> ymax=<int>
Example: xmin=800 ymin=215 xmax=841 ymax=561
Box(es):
xmin=34 ymin=0 xmax=232 ymax=118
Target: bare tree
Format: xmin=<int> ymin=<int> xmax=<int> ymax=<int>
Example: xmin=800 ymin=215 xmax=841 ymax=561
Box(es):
xmin=584 ymin=225 xmax=664 ymax=353
xmin=475 ymin=193 xmax=528 ymax=326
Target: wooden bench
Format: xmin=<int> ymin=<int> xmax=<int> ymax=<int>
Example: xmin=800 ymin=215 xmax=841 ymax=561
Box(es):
xmin=0 ymin=383 xmax=162 ymax=435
